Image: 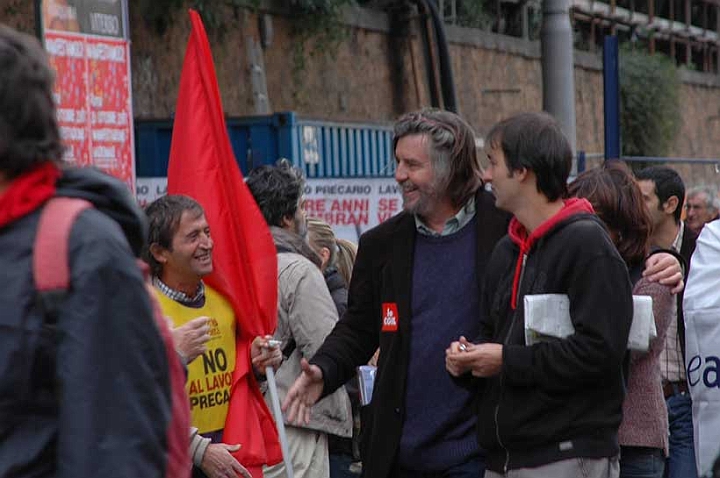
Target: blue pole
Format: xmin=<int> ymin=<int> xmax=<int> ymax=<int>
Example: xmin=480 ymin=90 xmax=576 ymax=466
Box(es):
xmin=577 ymin=150 xmax=586 ymax=173
xmin=603 ymin=36 xmax=620 ymax=161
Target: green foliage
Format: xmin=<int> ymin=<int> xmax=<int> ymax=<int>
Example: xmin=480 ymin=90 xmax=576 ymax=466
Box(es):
xmin=291 ymin=0 xmax=353 ymax=13
xmin=290 ymin=0 xmax=353 ymax=56
xmin=289 ymin=0 xmax=354 ymax=103
xmin=136 ymin=0 xmax=352 ymax=103
xmin=619 ymin=45 xmax=681 ymax=158
xmin=138 ymin=0 xmax=183 ymax=34
xmin=137 ymin=0 xmax=259 ymax=35
xmin=456 ymin=0 xmax=494 ymax=30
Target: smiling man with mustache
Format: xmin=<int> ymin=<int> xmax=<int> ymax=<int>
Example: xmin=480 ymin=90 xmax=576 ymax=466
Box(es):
xmin=145 ymin=195 xmax=282 ymax=478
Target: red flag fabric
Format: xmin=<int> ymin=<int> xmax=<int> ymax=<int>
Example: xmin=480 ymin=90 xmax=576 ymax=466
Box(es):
xmin=167 ymin=9 xmax=282 ymax=473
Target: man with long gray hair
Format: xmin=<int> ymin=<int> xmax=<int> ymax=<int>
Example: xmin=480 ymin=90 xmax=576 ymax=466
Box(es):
xmin=282 ymin=109 xmax=510 ymax=478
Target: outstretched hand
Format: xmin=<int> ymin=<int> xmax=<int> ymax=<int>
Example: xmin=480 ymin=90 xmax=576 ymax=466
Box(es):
xmin=281 ymin=358 xmax=324 ymax=425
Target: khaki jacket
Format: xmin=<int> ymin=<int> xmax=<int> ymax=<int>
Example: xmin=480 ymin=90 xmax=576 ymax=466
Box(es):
xmin=264 ymin=229 xmax=352 ymax=438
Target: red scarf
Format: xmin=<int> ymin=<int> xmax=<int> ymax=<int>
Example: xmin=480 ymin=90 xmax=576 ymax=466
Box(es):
xmin=507 ymin=198 xmax=595 ymax=309
xmin=0 ymin=162 xmax=61 ymax=228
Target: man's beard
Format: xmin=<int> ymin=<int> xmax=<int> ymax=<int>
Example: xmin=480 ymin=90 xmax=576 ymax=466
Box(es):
xmin=400 ymin=179 xmax=446 ymax=217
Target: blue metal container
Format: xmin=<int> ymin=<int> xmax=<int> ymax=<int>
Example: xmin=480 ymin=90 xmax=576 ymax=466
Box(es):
xmin=134 ymin=112 xmax=395 ymax=178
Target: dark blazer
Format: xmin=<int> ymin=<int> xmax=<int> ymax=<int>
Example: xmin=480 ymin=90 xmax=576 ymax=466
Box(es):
xmin=677 ymin=222 xmax=698 ymax=360
xmin=310 ymin=188 xmax=510 ymax=478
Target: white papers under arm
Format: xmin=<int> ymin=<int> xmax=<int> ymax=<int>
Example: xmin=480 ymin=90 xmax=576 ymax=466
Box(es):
xmin=524 ymin=294 xmax=573 ymax=346
xmin=523 ymin=294 xmax=654 ymax=351
xmin=627 ymin=295 xmax=654 ymax=352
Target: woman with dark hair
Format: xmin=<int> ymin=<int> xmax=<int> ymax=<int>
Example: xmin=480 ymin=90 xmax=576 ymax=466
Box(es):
xmin=569 ymin=161 xmax=672 ymax=478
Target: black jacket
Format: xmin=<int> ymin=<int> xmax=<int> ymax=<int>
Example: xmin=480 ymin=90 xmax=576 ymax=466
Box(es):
xmin=677 ymin=222 xmax=698 ymax=361
xmin=324 ymin=268 xmax=348 ymax=318
xmin=0 ymin=167 xmax=173 ymax=478
xmin=310 ymin=189 xmax=510 ymax=478
xmin=475 ymin=209 xmax=633 ymax=473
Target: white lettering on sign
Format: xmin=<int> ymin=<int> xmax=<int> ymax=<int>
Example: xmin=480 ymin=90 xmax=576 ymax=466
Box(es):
xmin=383 ymin=308 xmax=396 ymax=327
xmin=91 ymin=128 xmax=127 ymax=143
xmin=90 ymin=95 xmax=103 ymax=108
xmin=86 ymin=42 xmax=125 ymax=62
xmin=93 ymin=145 xmax=116 ymax=159
xmin=136 ymin=177 xmax=403 ymax=241
xmin=57 ymin=108 xmax=76 ymax=123
xmin=304 ymin=178 xmax=402 ymax=241
xmin=45 ymin=38 xmax=84 ymax=58
xmin=60 ymin=125 xmax=85 ymax=141
xmin=90 ymin=12 xmax=120 ymax=36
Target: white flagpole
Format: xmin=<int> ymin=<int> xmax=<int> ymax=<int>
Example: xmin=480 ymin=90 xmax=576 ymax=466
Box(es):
xmin=265 ymin=366 xmax=295 ymax=478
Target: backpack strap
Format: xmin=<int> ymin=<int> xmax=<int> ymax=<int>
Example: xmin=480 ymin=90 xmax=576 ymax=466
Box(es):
xmin=33 ymin=197 xmax=93 ymax=317
xmin=10 ymin=197 xmax=94 ymax=414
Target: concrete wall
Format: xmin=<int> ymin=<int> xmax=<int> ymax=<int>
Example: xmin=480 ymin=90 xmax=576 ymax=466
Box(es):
xmin=1 ymin=0 xmax=718 ymax=159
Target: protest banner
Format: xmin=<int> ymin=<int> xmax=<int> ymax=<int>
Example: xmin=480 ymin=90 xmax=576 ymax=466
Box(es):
xmin=39 ymin=0 xmax=135 ymax=191
xmin=137 ymin=176 xmax=403 ymax=241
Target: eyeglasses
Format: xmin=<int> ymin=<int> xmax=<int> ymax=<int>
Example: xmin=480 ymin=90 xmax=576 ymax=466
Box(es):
xmin=685 ymin=204 xmax=707 ymax=211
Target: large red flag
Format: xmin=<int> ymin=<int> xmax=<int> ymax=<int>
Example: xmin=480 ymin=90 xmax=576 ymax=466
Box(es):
xmin=167 ymin=9 xmax=282 ymax=474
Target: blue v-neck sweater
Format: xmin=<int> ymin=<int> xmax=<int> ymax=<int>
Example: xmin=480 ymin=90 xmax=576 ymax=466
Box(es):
xmin=397 ymin=216 xmax=483 ymax=471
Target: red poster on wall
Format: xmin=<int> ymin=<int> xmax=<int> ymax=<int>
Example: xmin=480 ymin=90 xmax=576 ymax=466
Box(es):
xmin=39 ymin=0 xmax=135 ymax=191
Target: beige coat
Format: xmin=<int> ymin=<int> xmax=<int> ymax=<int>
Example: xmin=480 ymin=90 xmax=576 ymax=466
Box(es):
xmin=264 ymin=250 xmax=352 ymax=438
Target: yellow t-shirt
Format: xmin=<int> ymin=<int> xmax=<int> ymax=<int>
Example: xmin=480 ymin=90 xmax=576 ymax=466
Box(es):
xmin=155 ymin=286 xmax=236 ymax=434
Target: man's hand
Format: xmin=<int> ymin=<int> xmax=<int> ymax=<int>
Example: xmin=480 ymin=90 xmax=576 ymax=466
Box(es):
xmin=643 ymin=252 xmax=684 ymax=294
xmin=200 ymin=443 xmax=251 ymax=478
xmin=172 ymin=316 xmax=210 ymax=364
xmin=368 ymin=348 xmax=380 ymax=367
xmin=281 ymin=358 xmax=324 ymax=425
xmin=446 ymin=340 xmax=503 ymax=378
xmin=250 ymin=335 xmax=282 ymax=376
xmin=445 ymin=336 xmax=475 ymax=377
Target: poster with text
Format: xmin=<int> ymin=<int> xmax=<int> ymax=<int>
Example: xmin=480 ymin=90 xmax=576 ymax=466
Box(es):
xmin=302 ymin=178 xmax=403 ymax=242
xmin=40 ymin=0 xmax=135 ymax=191
xmin=136 ymin=177 xmax=404 ymax=242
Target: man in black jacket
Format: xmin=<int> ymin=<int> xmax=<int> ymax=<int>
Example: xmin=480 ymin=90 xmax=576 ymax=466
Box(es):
xmin=283 ymin=109 xmax=511 ymax=478
xmin=446 ymin=112 xmax=634 ymax=478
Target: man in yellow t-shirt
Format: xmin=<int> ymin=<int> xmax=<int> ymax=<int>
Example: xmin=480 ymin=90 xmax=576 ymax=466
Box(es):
xmin=144 ymin=194 xmax=282 ymax=478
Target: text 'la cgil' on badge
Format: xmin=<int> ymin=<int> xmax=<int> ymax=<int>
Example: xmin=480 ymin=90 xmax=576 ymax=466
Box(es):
xmin=382 ymin=302 xmax=399 ymax=332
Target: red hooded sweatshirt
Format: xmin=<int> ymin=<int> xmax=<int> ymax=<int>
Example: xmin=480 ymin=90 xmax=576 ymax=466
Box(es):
xmin=507 ymin=197 xmax=596 ymax=309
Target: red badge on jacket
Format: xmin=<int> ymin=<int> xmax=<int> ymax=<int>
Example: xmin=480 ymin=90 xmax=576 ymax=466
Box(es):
xmin=382 ymin=303 xmax=399 ymax=332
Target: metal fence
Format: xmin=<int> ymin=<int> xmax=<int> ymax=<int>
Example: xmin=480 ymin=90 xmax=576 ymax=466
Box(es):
xmin=580 ymin=153 xmax=720 ymax=187
xmin=577 ymin=152 xmax=720 ymax=208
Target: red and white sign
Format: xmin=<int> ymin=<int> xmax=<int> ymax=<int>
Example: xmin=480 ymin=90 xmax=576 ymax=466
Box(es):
xmin=41 ymin=0 xmax=135 ymax=191
xmin=136 ymin=177 xmax=405 ymax=242
xmin=303 ymin=178 xmax=403 ymax=241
